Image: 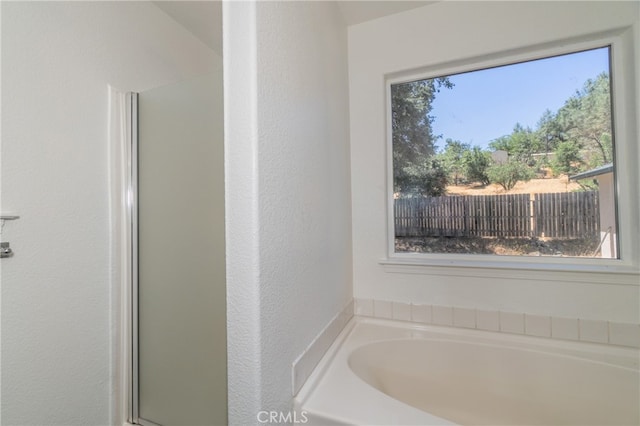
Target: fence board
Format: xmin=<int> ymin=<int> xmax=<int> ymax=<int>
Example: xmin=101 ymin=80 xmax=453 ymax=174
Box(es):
xmin=395 ymin=191 xmax=599 ymax=238
xmin=533 ymin=192 xmax=599 ymax=238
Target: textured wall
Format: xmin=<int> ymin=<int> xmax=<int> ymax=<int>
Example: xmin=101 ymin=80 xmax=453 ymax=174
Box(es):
xmin=348 ymin=1 xmax=640 ymax=322
xmin=0 ymin=2 xmax=219 ymax=424
xmin=224 ymin=1 xmax=352 ymax=424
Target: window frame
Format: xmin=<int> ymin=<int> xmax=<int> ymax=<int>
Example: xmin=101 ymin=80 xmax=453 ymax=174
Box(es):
xmin=384 ymin=30 xmax=639 ymax=275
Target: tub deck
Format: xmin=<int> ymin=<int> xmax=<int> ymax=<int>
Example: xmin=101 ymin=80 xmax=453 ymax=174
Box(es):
xmin=294 ymin=316 xmax=639 ymax=426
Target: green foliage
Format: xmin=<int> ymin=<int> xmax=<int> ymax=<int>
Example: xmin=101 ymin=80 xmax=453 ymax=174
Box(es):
xmin=556 ymin=73 xmax=612 ymax=166
xmin=392 ymin=78 xmax=453 ymax=195
xmin=438 ymin=139 xmax=470 ymax=185
xmin=551 ymin=140 xmax=582 ymax=176
xmin=535 ymin=109 xmax=565 ymax=153
xmin=576 ymin=179 xmax=599 ymax=192
xmin=487 ymin=161 xmax=535 ymax=191
xmin=533 ymin=154 xmax=551 ymax=173
xmin=395 ymin=158 xmax=448 ymax=197
xmin=489 ymin=123 xmax=540 ymax=165
xmin=392 ymin=69 xmax=612 ymax=197
xmin=585 ymin=133 xmax=612 ymax=169
xmin=489 ymin=73 xmax=612 ymax=176
xmin=462 ymin=146 xmax=491 ymax=185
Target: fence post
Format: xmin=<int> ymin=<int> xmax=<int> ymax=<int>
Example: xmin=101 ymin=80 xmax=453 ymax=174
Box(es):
xmin=529 ymin=193 xmax=536 ymax=238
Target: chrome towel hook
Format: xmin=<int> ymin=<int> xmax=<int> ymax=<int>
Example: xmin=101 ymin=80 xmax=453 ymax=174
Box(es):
xmin=1 ymin=214 xmax=20 ymax=259
xmin=1 ymin=242 xmax=13 ymax=258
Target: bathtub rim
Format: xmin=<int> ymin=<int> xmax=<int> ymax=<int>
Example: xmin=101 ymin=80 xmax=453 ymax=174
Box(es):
xmin=294 ymin=315 xmax=639 ymax=425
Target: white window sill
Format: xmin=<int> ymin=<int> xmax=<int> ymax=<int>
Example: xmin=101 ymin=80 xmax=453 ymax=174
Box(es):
xmin=379 ymin=256 xmax=640 ymax=286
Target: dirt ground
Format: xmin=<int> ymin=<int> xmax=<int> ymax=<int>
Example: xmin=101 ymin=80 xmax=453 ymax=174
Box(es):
xmin=446 ymin=176 xmax=581 ymax=196
xmin=395 ymin=236 xmax=601 ymax=257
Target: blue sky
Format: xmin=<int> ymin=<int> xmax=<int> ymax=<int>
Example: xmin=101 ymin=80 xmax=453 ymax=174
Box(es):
xmin=430 ymin=47 xmax=610 ymax=151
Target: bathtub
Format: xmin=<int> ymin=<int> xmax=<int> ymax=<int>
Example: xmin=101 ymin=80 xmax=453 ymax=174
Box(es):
xmin=294 ymin=317 xmax=639 ymax=425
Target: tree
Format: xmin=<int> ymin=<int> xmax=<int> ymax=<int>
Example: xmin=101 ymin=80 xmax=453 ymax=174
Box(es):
xmin=438 ymin=139 xmax=470 ymax=185
xmin=484 ymin=73 xmax=613 ymax=183
xmin=395 ymin=158 xmax=448 ymax=197
xmin=462 ymin=146 xmax=491 ymax=185
xmin=392 ymin=78 xmax=453 ymax=195
xmin=551 ymin=140 xmax=582 ymax=176
xmin=489 ymin=123 xmax=540 ymax=165
xmin=554 ymin=73 xmax=612 ymax=167
xmin=487 ymin=161 xmax=535 ymax=191
xmin=535 ymin=108 xmax=565 ymax=156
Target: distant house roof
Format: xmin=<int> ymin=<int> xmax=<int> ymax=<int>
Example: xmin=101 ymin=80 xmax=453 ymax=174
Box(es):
xmin=569 ymin=163 xmax=614 ymax=181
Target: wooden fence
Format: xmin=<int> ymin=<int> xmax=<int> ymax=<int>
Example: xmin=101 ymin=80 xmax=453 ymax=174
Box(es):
xmin=534 ymin=191 xmax=599 ymax=238
xmin=394 ymin=191 xmax=599 ymax=238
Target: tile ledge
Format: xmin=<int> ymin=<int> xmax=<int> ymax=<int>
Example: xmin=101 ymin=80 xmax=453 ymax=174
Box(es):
xmin=354 ymin=298 xmax=640 ymax=349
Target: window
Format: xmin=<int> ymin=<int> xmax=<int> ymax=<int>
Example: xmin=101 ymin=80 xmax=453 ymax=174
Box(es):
xmin=389 ymin=46 xmax=621 ymax=261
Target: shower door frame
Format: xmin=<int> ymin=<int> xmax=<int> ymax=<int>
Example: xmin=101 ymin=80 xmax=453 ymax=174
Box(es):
xmin=127 ymin=91 xmax=141 ymax=425
xmin=126 ymin=91 xmax=163 ymax=426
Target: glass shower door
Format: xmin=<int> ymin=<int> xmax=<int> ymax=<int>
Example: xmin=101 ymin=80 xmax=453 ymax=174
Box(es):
xmin=134 ymin=72 xmax=226 ymax=426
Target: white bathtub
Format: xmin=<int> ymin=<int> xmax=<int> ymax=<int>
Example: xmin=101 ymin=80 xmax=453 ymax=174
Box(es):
xmin=294 ymin=317 xmax=639 ymax=425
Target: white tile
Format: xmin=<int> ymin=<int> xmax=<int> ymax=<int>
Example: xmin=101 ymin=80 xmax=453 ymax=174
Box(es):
xmin=392 ymin=302 xmax=411 ymax=321
xmin=476 ymin=310 xmax=500 ymax=331
xmin=411 ymin=304 xmax=432 ymax=324
xmin=453 ymin=307 xmax=476 ymax=329
xmin=500 ymin=311 xmax=524 ymax=334
xmin=373 ymin=300 xmax=393 ymax=319
xmin=354 ymin=298 xmax=373 ymax=316
xmin=579 ymin=319 xmax=608 ymax=344
xmin=432 ymin=305 xmax=453 ymax=326
xmin=525 ymin=314 xmax=551 ymax=337
xmin=551 ymin=317 xmax=579 ymax=340
xmin=609 ymin=322 xmax=640 ymax=348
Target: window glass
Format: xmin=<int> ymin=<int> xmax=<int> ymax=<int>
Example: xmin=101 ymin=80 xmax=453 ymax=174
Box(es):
xmin=391 ymin=47 xmax=618 ymax=259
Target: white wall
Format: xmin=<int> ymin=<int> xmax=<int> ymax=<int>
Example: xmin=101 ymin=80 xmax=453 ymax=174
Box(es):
xmin=349 ymin=2 xmax=639 ymax=322
xmin=597 ymin=173 xmax=617 ymax=259
xmin=0 ymin=2 xmax=219 ymax=424
xmin=225 ymin=1 xmax=352 ymax=423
